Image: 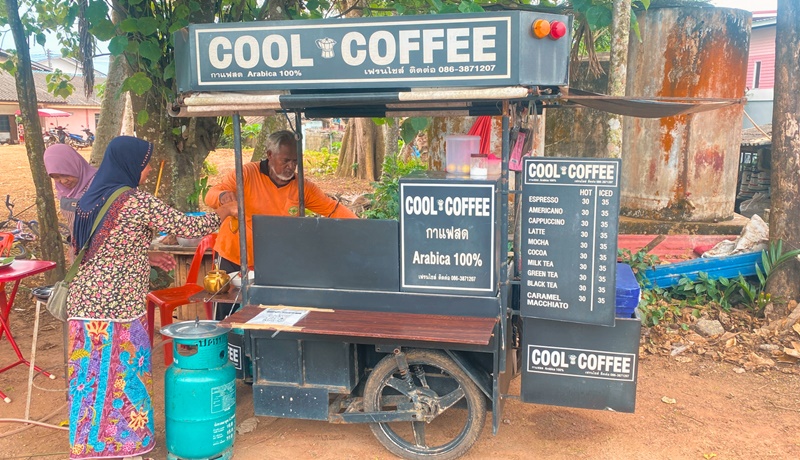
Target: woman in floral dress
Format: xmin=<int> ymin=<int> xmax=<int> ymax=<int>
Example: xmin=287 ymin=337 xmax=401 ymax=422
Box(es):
xmin=66 ymin=136 xmax=237 ymax=459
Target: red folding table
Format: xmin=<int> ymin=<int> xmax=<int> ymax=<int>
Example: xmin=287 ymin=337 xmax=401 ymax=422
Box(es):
xmin=0 ymin=259 xmax=57 ymax=403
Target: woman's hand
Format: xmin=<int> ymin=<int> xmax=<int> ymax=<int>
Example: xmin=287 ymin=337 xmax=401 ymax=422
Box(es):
xmin=215 ymin=201 xmax=238 ymax=221
xmin=149 ymin=251 xmax=176 ymax=271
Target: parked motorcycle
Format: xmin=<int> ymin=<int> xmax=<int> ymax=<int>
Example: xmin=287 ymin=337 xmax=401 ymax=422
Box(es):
xmin=49 ymin=124 xmax=68 ymax=144
xmin=67 ymin=127 xmax=94 ymax=149
xmin=43 ymin=130 xmax=58 ymax=147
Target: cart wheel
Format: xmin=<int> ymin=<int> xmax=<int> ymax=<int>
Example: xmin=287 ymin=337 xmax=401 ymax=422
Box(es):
xmin=363 ymin=349 xmax=486 ymax=460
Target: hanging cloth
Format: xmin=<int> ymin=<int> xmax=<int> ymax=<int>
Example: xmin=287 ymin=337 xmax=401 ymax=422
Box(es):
xmin=467 ymin=116 xmax=493 ymax=155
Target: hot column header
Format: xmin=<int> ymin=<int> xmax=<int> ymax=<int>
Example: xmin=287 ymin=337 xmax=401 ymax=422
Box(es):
xmin=173 ymin=11 xmax=571 ymax=92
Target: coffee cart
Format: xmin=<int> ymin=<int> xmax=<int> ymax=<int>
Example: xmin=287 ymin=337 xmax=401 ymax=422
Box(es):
xmin=172 ymin=11 xmax=641 ymax=459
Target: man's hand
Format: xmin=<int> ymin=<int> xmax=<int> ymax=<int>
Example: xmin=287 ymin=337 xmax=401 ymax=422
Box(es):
xmin=215 ymin=201 xmax=239 ymax=221
xmin=149 ymin=251 xmax=177 ymax=271
xmin=219 ymin=191 xmax=236 ymax=205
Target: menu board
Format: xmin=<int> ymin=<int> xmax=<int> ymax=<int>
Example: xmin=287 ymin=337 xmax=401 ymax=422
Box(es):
xmin=400 ymin=178 xmax=497 ymax=296
xmin=521 ymin=158 xmax=621 ymax=326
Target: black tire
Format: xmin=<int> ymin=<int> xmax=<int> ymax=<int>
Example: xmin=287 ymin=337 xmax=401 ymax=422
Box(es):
xmin=363 ymin=349 xmax=486 ymax=460
xmin=9 ymin=241 xmax=28 ymax=260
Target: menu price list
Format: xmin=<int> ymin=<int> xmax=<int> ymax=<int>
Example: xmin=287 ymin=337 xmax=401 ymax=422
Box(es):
xmin=520 ymin=158 xmax=621 ymax=326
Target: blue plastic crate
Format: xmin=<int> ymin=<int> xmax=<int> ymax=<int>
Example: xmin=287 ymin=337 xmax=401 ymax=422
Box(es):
xmin=642 ymin=251 xmax=763 ymax=289
xmin=616 ymin=263 xmax=641 ymax=318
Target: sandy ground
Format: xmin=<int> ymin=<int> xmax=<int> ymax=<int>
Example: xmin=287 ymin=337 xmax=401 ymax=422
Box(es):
xmin=2 ymin=144 xmax=800 ymax=459
xmin=2 ymin=314 xmax=799 ymax=460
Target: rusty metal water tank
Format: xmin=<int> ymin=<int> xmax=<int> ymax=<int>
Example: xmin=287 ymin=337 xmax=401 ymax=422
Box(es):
xmin=621 ymin=7 xmax=751 ymax=221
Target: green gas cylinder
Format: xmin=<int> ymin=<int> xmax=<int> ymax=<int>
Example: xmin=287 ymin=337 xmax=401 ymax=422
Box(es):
xmin=161 ymin=320 xmax=236 ymax=460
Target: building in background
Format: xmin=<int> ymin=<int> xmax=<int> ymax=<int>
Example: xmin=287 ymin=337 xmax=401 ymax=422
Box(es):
xmin=743 ymin=12 xmax=776 ymax=129
xmin=0 ymin=71 xmax=102 ymax=144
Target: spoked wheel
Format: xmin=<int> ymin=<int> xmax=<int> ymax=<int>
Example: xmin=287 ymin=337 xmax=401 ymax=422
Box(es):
xmin=363 ymin=349 xmax=486 ymax=460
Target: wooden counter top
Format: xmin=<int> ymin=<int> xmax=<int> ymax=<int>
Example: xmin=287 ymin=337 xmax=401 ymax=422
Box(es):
xmin=221 ymin=305 xmax=497 ymax=346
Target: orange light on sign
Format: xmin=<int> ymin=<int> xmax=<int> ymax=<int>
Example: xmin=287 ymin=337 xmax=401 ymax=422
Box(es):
xmin=549 ymin=21 xmax=567 ymax=40
xmin=532 ymin=19 xmax=551 ymax=39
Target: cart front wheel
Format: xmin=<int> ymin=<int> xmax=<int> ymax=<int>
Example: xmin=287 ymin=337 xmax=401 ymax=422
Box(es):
xmin=363 ymin=349 xmax=486 ymax=460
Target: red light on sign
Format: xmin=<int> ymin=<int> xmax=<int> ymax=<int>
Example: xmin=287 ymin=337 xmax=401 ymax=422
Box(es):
xmin=549 ymin=21 xmax=567 ymax=40
xmin=532 ymin=19 xmax=551 ymax=39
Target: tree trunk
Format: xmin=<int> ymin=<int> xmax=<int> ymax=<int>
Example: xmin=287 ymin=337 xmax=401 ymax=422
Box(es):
xmin=381 ymin=119 xmax=400 ymax=162
xmin=91 ymin=52 xmax=131 ymax=166
xmin=605 ymin=0 xmax=631 ymax=159
xmin=250 ymin=115 xmax=290 ymax=162
xmin=6 ymin=0 xmax=65 ymax=281
xmin=336 ymin=118 xmax=382 ymax=181
xmin=132 ymin=91 xmax=219 ymax=209
xmin=767 ymin=0 xmax=800 ymax=306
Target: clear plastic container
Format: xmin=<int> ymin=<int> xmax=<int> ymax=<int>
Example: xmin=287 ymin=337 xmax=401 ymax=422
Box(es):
xmin=470 ymin=154 xmax=488 ymax=177
xmin=446 ymin=135 xmax=480 ymax=175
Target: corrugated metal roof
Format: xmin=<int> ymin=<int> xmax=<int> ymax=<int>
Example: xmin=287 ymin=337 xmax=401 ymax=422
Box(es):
xmin=741 ymin=124 xmax=771 ymax=147
xmin=752 ymin=17 xmax=776 ymax=28
xmin=0 ymin=70 xmax=103 ymax=106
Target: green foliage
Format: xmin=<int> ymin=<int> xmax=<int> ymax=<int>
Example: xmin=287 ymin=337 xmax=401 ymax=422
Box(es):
xmin=672 ymin=273 xmax=741 ymax=311
xmin=203 ymin=159 xmax=218 ymax=176
xmin=186 ymin=161 xmax=215 ymax=211
xmin=45 ymin=70 xmax=73 ymax=99
xmin=304 ymin=148 xmax=339 ymax=175
xmin=617 ymin=247 xmax=660 ymax=285
xmin=400 ymin=117 xmax=430 ymax=145
xmin=241 ymin=122 xmax=262 ymax=143
xmin=756 ymin=239 xmax=800 ymax=286
xmin=362 ymin=154 xmax=428 ymax=220
xmin=734 ymin=274 xmax=771 ymax=316
xmin=187 ymin=176 xmax=208 ymax=211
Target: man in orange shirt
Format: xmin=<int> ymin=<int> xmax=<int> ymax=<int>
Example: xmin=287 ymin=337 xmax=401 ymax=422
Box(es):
xmin=206 ymin=130 xmax=357 ymax=316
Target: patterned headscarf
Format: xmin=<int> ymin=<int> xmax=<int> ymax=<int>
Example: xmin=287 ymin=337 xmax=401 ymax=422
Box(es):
xmin=73 ymin=136 xmax=153 ymax=251
xmin=43 ymin=144 xmax=97 ymax=199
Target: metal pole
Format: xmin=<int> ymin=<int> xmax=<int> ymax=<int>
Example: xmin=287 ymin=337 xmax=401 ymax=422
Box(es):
xmin=233 ymin=113 xmax=249 ymax=305
xmin=296 ymin=111 xmax=305 ymax=216
xmin=499 ymin=101 xmax=510 ymax=374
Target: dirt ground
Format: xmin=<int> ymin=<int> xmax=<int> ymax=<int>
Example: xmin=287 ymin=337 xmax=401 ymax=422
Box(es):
xmin=2 ymin=144 xmax=800 ymax=459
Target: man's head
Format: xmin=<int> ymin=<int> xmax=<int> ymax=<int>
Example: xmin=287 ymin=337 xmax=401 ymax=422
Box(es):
xmin=265 ymin=130 xmax=299 ymax=186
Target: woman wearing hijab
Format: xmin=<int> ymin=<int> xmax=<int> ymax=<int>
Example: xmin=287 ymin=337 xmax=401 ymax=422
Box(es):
xmin=43 ymin=143 xmax=97 ymax=235
xmin=66 ymin=136 xmax=237 ymax=460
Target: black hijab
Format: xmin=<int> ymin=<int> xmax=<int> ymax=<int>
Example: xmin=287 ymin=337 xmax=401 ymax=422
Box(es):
xmin=73 ymin=136 xmax=153 ymax=251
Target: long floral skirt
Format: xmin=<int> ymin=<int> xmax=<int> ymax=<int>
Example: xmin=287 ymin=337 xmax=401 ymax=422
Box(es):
xmin=68 ymin=315 xmax=155 ymax=459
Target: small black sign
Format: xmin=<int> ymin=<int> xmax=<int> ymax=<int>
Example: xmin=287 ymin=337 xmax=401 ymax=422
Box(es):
xmin=400 ymin=178 xmax=496 ymax=295
xmin=521 ymin=158 xmax=621 ymax=326
xmin=521 ymin=317 xmax=640 ymax=413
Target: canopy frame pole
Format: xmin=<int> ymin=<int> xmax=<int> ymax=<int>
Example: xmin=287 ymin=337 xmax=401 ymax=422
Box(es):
xmin=295 ymin=111 xmax=305 ymax=216
xmin=233 ymin=113 xmax=249 ymax=305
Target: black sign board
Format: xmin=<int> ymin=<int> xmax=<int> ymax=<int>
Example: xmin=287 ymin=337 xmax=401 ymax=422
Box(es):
xmin=400 ymin=176 xmax=497 ymax=296
xmin=521 ymin=158 xmax=621 ymax=326
xmin=521 ymin=318 xmax=640 ymax=413
xmin=174 ymin=11 xmax=571 ymax=92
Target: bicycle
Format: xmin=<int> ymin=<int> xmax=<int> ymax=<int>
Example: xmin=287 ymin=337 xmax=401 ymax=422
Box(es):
xmin=1 ymin=195 xmax=71 ymax=259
